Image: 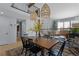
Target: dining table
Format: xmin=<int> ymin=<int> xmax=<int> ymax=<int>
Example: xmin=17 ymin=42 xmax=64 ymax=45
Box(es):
xmin=27 ymin=36 xmax=59 ymax=55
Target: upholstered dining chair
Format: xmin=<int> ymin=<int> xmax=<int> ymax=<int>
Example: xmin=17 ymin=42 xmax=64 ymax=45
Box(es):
xmin=48 ymin=41 xmax=66 ymax=56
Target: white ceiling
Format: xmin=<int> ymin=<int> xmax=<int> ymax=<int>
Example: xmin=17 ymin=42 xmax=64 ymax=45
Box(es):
xmin=0 ymin=3 xmax=30 ymax=21
xmin=0 ymin=3 xmax=79 ymax=20
xmin=35 ymin=3 xmax=79 ymax=19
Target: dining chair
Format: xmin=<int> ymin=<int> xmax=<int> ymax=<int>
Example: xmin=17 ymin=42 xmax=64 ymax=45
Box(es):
xmin=21 ymin=37 xmax=42 ymax=56
xmin=53 ymin=36 xmax=66 ymax=42
xmin=48 ymin=41 xmax=66 ymax=56
xmin=43 ymin=35 xmax=50 ymax=38
xmin=68 ymin=47 xmax=79 ymax=56
xmin=29 ymin=45 xmax=42 ymax=56
xmin=21 ymin=37 xmax=33 ymax=55
xmin=27 ymin=38 xmax=42 ymax=56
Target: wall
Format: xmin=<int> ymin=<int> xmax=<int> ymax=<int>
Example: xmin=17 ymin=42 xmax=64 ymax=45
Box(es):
xmin=26 ymin=19 xmax=36 ymax=36
xmin=42 ymin=19 xmax=53 ymax=29
xmin=0 ymin=16 xmax=16 ymax=45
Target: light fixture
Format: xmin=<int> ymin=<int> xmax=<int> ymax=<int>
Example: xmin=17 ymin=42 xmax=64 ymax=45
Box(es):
xmin=30 ymin=11 xmax=37 ymax=21
xmin=0 ymin=11 xmax=4 ymax=15
xmin=41 ymin=3 xmax=50 ymax=19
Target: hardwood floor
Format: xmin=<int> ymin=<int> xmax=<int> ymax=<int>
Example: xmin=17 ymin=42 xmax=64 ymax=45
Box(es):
xmin=0 ymin=37 xmax=22 ymax=56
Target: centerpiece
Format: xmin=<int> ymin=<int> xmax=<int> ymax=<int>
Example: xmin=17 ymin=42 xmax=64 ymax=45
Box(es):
xmin=30 ymin=20 xmax=43 ymax=39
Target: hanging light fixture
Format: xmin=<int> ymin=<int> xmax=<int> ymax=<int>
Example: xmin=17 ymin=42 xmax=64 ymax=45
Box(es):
xmin=30 ymin=11 xmax=37 ymax=21
xmin=41 ymin=3 xmax=50 ymax=19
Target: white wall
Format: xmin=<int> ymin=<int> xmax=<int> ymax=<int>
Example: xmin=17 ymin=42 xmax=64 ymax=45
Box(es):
xmin=26 ymin=19 xmax=36 ymax=36
xmin=42 ymin=19 xmax=53 ymax=29
xmin=0 ymin=16 xmax=16 ymax=45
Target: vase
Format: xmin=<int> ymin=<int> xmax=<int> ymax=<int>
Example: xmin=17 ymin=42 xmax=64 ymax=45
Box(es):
xmin=36 ymin=32 xmax=38 ymax=40
xmin=36 ymin=31 xmax=41 ymax=40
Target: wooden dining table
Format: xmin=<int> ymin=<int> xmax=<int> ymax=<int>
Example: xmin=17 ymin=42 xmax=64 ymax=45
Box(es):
xmin=27 ymin=36 xmax=59 ymax=55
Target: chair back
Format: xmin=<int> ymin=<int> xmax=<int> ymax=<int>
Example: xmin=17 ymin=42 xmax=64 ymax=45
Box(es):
xmin=27 ymin=38 xmax=34 ymax=47
xmin=21 ymin=37 xmax=28 ymax=47
xmin=57 ymin=41 xmax=66 ymax=56
xmin=44 ymin=35 xmax=50 ymax=38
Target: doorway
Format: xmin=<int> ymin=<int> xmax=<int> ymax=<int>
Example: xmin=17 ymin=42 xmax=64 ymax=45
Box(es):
xmin=16 ymin=21 xmax=22 ymax=41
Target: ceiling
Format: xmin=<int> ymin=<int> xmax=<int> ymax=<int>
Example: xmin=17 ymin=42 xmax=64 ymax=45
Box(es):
xmin=0 ymin=3 xmax=30 ymax=21
xmin=0 ymin=3 xmax=79 ymax=21
xmin=35 ymin=3 xmax=79 ymax=19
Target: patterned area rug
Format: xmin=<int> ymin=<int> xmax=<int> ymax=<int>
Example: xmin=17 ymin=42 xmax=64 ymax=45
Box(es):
xmin=1 ymin=37 xmax=79 ymax=56
xmin=5 ymin=43 xmax=77 ymax=56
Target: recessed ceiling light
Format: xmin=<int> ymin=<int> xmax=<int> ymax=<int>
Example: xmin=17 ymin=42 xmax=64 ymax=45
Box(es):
xmin=1 ymin=12 xmax=4 ymax=14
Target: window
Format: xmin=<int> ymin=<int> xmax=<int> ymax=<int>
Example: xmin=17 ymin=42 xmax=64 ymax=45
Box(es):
xmin=71 ymin=20 xmax=79 ymax=27
xmin=57 ymin=22 xmax=64 ymax=31
xmin=57 ymin=21 xmax=70 ymax=31
xmin=58 ymin=22 xmax=63 ymax=28
xmin=64 ymin=21 xmax=70 ymax=28
xmin=57 ymin=17 xmax=79 ymax=31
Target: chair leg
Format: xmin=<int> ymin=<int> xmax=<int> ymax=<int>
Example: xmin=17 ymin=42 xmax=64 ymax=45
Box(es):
xmin=21 ymin=48 xmax=24 ymax=54
xmin=35 ymin=53 xmax=37 ymax=56
xmin=41 ymin=49 xmax=44 ymax=56
xmin=25 ymin=48 xmax=27 ymax=56
xmin=48 ymin=53 xmax=50 ymax=56
xmin=29 ymin=51 xmax=32 ymax=56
